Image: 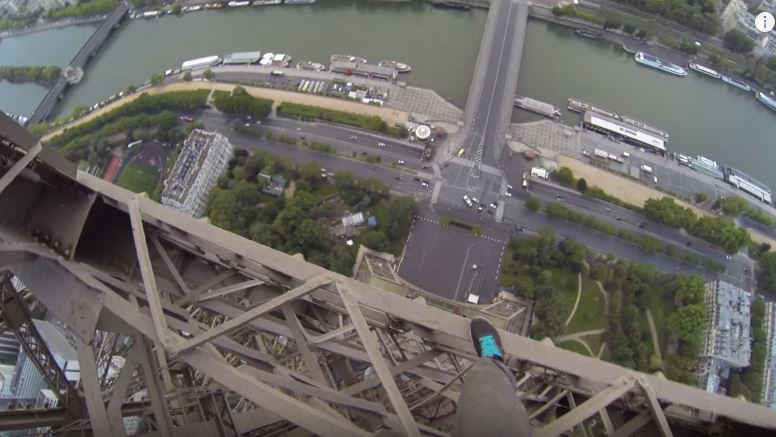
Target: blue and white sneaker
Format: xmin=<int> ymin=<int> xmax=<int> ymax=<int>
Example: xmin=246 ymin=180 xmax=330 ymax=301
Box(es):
xmin=470 ymin=318 xmax=504 ymax=361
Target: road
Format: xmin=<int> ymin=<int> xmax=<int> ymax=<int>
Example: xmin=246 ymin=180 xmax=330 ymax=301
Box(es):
xmin=197 ymin=110 xmax=433 ymax=200
xmin=464 ymin=0 xmax=524 ymax=168
xmin=193 ymin=99 xmax=756 ymax=296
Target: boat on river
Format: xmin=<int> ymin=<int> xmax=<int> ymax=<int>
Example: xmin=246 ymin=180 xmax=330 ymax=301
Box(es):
xmin=297 ymin=61 xmax=325 ymax=71
xmin=756 ymin=91 xmax=776 ymax=113
xmin=378 ymin=60 xmax=412 ymax=73
xmin=634 ymin=52 xmax=687 ymax=77
xmin=574 ymin=29 xmax=602 ymax=40
xmin=688 ymin=62 xmax=720 ymax=79
xmin=721 ymin=75 xmax=752 ymax=92
xmin=331 ymin=54 xmax=367 ymax=64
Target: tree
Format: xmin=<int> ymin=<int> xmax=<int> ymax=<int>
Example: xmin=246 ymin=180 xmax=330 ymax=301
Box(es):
xmin=526 ymin=196 xmax=541 ymax=212
xmin=643 ymin=197 xmax=696 ymax=229
xmin=694 ymin=192 xmax=708 ymax=204
xmin=623 ymin=23 xmax=637 ymax=34
xmin=724 ymin=29 xmax=755 ymax=54
xmin=150 ymin=73 xmax=164 ymax=86
xmin=171 ymin=3 xmax=181 ymax=13
xmin=552 ymin=167 xmax=575 ymax=186
xmin=203 ymin=68 xmax=214 ymax=80
xmin=183 ymin=71 xmax=193 ymax=81
xmin=709 ymin=53 xmax=730 ymax=70
xmin=667 ymin=304 xmax=706 ymax=343
xmin=359 ymin=230 xmax=389 ymax=252
xmin=576 ymin=178 xmax=588 ymax=193
xmin=635 ymin=29 xmax=648 ymax=39
xmin=125 ymin=84 xmax=135 ymax=94
xmin=768 ymin=57 xmax=776 ymax=72
xmin=759 ymin=251 xmax=776 ymax=294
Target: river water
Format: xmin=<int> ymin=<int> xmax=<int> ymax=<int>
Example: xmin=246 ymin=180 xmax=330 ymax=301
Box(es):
xmin=0 ymin=1 xmax=774 ymax=188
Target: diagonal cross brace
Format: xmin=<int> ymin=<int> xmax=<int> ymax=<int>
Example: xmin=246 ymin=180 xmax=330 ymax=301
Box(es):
xmin=170 ymin=274 xmax=332 ymax=355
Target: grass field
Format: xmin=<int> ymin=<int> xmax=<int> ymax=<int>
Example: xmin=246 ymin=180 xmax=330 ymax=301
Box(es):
xmin=567 ymin=277 xmax=606 ymax=333
xmin=582 ymin=333 xmax=603 ymax=357
xmin=646 ymin=285 xmax=673 ymax=357
xmin=116 ymin=164 xmax=160 ymax=195
xmin=552 ymin=268 xmax=580 ymax=326
xmin=557 ymin=340 xmax=591 ymax=357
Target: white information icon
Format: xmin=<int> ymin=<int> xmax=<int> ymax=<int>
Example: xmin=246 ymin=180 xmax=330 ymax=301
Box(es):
xmin=756 ymin=12 xmax=775 ymax=33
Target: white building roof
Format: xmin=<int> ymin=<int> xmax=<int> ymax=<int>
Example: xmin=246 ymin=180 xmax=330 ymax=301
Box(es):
xmin=586 ymin=112 xmax=666 ymax=151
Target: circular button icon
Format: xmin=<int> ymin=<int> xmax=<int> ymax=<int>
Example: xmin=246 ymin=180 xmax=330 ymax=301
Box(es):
xmin=756 ymin=12 xmax=775 ymax=33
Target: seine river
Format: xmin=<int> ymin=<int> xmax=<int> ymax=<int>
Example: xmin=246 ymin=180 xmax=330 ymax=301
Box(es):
xmin=0 ymin=0 xmax=774 ymax=188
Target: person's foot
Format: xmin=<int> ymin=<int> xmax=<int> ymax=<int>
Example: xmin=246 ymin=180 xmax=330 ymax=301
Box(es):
xmin=469 ymin=318 xmax=504 ymax=361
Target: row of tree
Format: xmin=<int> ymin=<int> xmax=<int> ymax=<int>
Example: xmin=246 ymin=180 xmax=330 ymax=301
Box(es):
xmin=714 ymin=195 xmax=775 ymax=227
xmin=0 ymin=65 xmax=60 ymax=83
xmin=46 ymin=0 xmax=119 ymax=20
xmin=47 ymin=0 xmax=118 ymax=20
xmin=213 ymin=86 xmax=273 ymax=119
xmin=643 ymin=197 xmax=751 ymax=254
xmin=47 ymin=90 xmax=209 ymax=148
xmin=207 ymin=148 xmax=416 ymax=275
xmin=611 ymin=0 xmax=719 ymax=34
xmin=543 ymin=200 xmax=723 ymax=271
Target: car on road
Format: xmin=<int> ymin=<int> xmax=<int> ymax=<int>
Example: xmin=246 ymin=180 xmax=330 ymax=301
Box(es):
xmin=180 ymin=116 xmax=194 ymax=122
xmin=490 ymin=202 xmax=498 ymax=209
xmin=378 ymin=142 xmax=386 ymax=147
xmin=349 ymin=136 xmax=358 ymax=140
xmin=477 ymin=206 xmax=483 ymax=212
xmin=421 ymin=181 xmax=429 ymax=187
xmin=296 ymin=127 xmax=302 ymax=131
xmin=472 ymin=197 xmax=479 ymax=204
xmin=463 ymin=195 xmax=473 ymax=207
xmin=397 ymin=160 xmax=405 ymax=165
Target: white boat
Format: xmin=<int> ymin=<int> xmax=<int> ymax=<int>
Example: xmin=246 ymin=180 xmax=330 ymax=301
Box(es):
xmin=331 ymin=54 xmax=367 ymax=64
xmin=252 ymin=0 xmax=282 ymax=5
xmin=634 ymin=52 xmax=687 ymax=77
xmin=721 ymin=75 xmax=752 ymax=92
xmin=297 ymin=61 xmax=325 ymax=71
xmin=378 ymin=60 xmax=412 ymax=73
xmin=285 ymin=0 xmax=316 ymax=4
xmin=756 ymin=91 xmax=776 ymax=113
xmin=228 ymin=1 xmax=251 ymax=6
xmin=688 ymin=62 xmax=720 ymax=79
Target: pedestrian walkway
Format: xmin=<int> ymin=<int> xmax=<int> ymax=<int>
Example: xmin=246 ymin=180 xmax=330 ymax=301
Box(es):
xmin=564 ymin=273 xmax=583 ymax=327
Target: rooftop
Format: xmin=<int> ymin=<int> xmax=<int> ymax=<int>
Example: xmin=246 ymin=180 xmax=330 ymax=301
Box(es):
xmin=583 ymin=111 xmax=666 ymax=151
xmin=703 ymin=280 xmax=752 ymax=367
xmin=162 ymin=130 xmax=229 ymax=205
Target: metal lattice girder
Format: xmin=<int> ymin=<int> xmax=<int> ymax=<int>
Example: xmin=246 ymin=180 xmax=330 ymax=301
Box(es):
xmin=0 ymin=272 xmax=83 ymax=411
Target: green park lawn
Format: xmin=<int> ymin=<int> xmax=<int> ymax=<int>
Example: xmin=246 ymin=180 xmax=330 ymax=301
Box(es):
xmin=116 ymin=163 xmax=160 ymax=195
xmin=552 ymin=268 xmax=579 ymax=326
xmin=646 ymin=284 xmax=674 ymax=357
xmin=557 ymin=340 xmax=591 ymax=357
xmin=566 ymin=277 xmax=606 ymax=333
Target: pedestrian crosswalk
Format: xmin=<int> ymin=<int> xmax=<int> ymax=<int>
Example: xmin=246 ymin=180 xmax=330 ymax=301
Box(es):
xmin=447 ymin=156 xmax=501 ymax=177
xmin=495 ymin=202 xmax=505 ymax=223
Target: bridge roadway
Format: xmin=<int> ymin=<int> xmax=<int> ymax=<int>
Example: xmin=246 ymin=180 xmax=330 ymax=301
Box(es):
xmin=28 ymin=4 xmax=129 ymax=125
xmin=436 ymin=0 xmax=527 ymax=205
